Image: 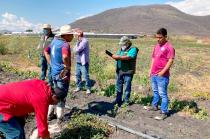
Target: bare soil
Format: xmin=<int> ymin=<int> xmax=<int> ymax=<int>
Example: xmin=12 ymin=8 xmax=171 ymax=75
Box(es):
xmin=0 ymin=68 xmax=210 ymax=139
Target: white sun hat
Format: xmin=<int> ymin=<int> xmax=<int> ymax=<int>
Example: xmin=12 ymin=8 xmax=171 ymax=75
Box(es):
xmin=56 ymin=25 xmax=74 ymax=36
xmin=42 ymin=24 xmax=51 ymax=29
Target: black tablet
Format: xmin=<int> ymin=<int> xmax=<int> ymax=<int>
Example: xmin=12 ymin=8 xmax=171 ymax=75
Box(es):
xmin=105 ymin=50 xmax=113 ymax=57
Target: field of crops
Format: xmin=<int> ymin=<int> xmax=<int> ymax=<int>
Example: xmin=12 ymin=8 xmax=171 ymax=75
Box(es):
xmin=1 ymin=35 xmax=210 ymax=99
xmin=1 ymin=35 xmax=210 ymax=138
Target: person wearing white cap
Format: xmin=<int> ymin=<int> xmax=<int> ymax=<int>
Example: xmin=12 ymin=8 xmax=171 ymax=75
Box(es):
xmin=37 ymin=24 xmax=55 ymax=87
xmin=44 ymin=25 xmax=74 ymax=123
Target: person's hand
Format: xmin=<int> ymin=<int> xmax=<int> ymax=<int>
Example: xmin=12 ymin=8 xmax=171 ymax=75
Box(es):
xmin=59 ymin=68 xmax=70 ymax=81
xmin=157 ymin=70 xmax=165 ymax=77
xmin=112 ymin=54 xmax=120 ymax=60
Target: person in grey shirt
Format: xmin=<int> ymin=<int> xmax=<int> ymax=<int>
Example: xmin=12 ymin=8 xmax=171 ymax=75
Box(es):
xmin=37 ymin=24 xmax=55 ymax=87
xmin=73 ymin=29 xmax=91 ymax=95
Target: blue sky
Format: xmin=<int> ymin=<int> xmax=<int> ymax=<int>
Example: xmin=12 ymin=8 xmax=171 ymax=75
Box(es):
xmin=0 ymin=0 xmax=209 ymax=32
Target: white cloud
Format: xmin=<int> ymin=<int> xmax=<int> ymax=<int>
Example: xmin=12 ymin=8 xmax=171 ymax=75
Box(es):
xmin=0 ymin=12 xmax=42 ymax=32
xmin=167 ymin=0 xmax=210 ymax=16
xmin=76 ymin=14 xmax=93 ymax=20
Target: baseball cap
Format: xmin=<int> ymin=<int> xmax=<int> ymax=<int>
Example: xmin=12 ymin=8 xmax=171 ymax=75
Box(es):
xmin=119 ymin=36 xmax=131 ymax=46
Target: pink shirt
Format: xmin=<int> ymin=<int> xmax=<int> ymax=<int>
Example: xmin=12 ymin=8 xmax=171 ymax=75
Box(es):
xmin=0 ymin=79 xmax=51 ymax=137
xmin=151 ymin=41 xmax=175 ymax=76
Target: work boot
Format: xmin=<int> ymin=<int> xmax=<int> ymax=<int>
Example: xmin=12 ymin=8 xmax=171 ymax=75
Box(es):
xmin=86 ymin=89 xmax=91 ymax=95
xmin=48 ymin=105 xmax=57 ymax=121
xmin=154 ymin=112 xmax=169 ymax=120
xmin=56 ymin=107 xmax=64 ymax=123
xmin=143 ymin=105 xmax=158 ymax=111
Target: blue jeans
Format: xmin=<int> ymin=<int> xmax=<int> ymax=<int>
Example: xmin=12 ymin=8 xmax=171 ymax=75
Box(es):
xmin=75 ymin=63 xmax=91 ymax=90
xmin=151 ymin=76 xmax=169 ymax=113
xmin=40 ymin=55 xmax=53 ymax=86
xmin=115 ymin=73 xmax=133 ymax=104
xmin=53 ymin=75 xmax=70 ymax=107
xmin=0 ymin=115 xmax=25 ymax=139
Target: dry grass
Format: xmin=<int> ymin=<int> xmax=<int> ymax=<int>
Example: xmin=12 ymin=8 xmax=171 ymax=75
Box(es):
xmin=1 ymin=35 xmax=210 ymax=101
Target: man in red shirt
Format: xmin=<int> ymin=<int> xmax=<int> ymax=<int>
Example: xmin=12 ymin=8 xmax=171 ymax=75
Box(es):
xmin=0 ymin=79 xmax=67 ymax=139
xmin=149 ymin=28 xmax=175 ymax=120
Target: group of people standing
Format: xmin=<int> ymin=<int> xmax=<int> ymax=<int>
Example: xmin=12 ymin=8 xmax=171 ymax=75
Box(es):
xmin=0 ymin=25 xmax=175 ymax=139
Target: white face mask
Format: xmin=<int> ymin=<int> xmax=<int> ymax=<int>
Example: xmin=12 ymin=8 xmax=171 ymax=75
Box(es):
xmin=121 ymin=45 xmax=127 ymax=51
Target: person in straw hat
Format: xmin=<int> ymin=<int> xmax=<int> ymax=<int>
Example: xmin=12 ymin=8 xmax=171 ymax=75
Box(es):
xmin=37 ymin=24 xmax=55 ymax=87
xmin=44 ymin=25 xmax=74 ymax=123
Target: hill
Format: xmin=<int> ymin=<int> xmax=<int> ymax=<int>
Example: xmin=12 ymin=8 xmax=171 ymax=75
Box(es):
xmin=70 ymin=5 xmax=210 ymax=36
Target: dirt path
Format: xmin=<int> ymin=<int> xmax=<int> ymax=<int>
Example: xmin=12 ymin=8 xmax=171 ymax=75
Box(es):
xmin=66 ymin=91 xmax=210 ymax=139
xmin=1 ymin=68 xmax=210 ymax=139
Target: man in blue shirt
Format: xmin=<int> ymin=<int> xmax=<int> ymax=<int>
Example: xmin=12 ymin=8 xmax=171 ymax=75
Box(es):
xmin=44 ymin=25 xmax=74 ymax=123
xmin=112 ymin=36 xmax=138 ymax=106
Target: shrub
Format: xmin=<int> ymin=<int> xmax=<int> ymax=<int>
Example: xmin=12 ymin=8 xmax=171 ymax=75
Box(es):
xmin=0 ymin=44 xmax=8 ymax=55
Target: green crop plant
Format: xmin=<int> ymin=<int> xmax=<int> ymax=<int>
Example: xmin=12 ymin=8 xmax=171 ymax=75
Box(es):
xmin=0 ymin=62 xmax=39 ymax=78
xmin=193 ymin=108 xmax=208 ymax=120
xmin=0 ymin=43 xmax=8 ymax=55
xmin=57 ymin=113 xmax=113 ymax=139
xmin=169 ymin=99 xmax=198 ymax=112
xmin=130 ymin=93 xmax=153 ymax=106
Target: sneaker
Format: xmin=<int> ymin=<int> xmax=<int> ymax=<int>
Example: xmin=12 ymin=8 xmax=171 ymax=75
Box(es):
xmin=143 ymin=106 xmax=158 ymax=111
xmin=154 ymin=113 xmax=169 ymax=120
xmin=86 ymin=89 xmax=91 ymax=95
xmin=73 ymin=87 xmax=81 ymax=93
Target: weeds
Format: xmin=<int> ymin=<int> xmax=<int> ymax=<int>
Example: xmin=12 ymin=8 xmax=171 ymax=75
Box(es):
xmin=169 ymin=99 xmax=198 ymax=112
xmin=169 ymin=99 xmax=208 ymax=120
xmin=100 ymin=84 xmax=115 ymax=97
xmin=193 ymin=108 xmax=208 ymax=120
xmin=117 ymin=104 xmax=135 ymax=119
xmin=130 ymin=93 xmax=153 ymax=106
xmin=0 ymin=43 xmax=8 ymax=55
xmin=168 ymin=81 xmax=178 ymax=93
xmin=0 ymin=62 xmax=39 ymax=78
xmin=57 ymin=113 xmax=113 ymax=139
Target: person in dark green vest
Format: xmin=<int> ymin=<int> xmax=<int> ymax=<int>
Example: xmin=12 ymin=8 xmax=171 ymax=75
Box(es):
xmin=112 ymin=36 xmax=138 ymax=106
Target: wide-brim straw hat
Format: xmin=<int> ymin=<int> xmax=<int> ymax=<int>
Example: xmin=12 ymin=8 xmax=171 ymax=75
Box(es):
xmin=56 ymin=25 xmax=74 ymax=36
xmin=42 ymin=24 xmax=51 ymax=29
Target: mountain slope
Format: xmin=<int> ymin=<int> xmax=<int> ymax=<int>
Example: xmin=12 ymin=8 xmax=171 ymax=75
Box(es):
xmin=70 ymin=5 xmax=210 ymax=36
